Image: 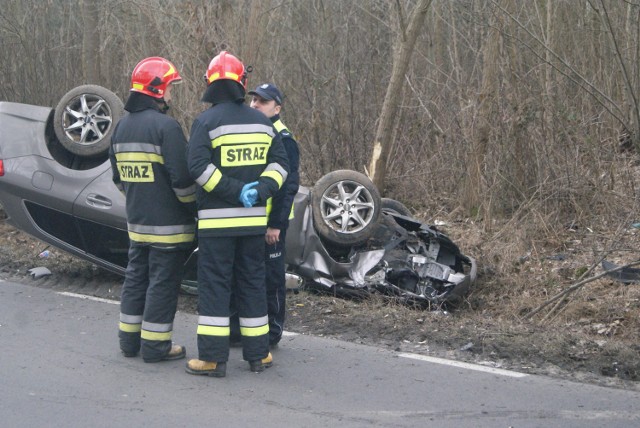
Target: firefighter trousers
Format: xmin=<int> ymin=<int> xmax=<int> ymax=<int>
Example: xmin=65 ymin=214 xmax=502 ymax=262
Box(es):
xmin=229 ymin=228 xmax=287 ymax=345
xmin=196 ymin=235 xmax=269 ymax=363
xmin=119 ymin=244 xmax=188 ymax=360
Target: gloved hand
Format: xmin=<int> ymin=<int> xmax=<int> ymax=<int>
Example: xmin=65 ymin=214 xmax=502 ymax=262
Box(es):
xmin=240 ymin=188 xmax=258 ymax=207
xmin=239 ymin=181 xmax=259 ymax=208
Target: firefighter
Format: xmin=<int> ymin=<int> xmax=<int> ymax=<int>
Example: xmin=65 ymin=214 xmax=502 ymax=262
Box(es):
xmin=185 ymin=51 xmax=289 ymax=377
xmin=248 ymin=83 xmax=300 ymax=346
xmin=109 ymin=57 xmax=196 ymax=363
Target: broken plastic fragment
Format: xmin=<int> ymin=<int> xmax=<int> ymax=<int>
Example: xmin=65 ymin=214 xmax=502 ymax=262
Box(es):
xmin=460 ymin=342 xmax=474 ymax=351
xmin=28 ymin=267 xmax=51 ymax=279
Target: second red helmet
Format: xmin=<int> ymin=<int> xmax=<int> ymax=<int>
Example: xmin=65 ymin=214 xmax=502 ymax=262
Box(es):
xmin=205 ymin=51 xmax=247 ymax=88
xmin=130 ymin=57 xmax=182 ymax=99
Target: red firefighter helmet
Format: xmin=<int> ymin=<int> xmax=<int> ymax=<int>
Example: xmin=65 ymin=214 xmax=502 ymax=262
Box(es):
xmin=130 ymin=57 xmax=182 ymax=99
xmin=205 ymin=51 xmax=248 ymax=88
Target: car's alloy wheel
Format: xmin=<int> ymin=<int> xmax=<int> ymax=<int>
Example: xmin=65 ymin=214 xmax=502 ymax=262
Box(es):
xmin=53 ymin=85 xmax=124 ymax=157
xmin=311 ymin=170 xmax=381 ymax=247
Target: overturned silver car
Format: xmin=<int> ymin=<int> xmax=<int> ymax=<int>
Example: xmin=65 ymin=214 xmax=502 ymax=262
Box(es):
xmin=0 ymin=85 xmax=476 ymax=308
xmin=281 ymin=173 xmax=477 ymax=306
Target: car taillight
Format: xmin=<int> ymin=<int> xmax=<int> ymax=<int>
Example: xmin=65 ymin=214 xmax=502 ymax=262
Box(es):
xmin=0 ymin=159 xmax=4 ymax=176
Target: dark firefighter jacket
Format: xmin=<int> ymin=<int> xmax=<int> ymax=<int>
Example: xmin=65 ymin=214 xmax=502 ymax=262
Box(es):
xmin=267 ymin=114 xmax=300 ymax=230
xmin=109 ymin=93 xmax=196 ymax=247
xmin=187 ymin=96 xmax=289 ymax=238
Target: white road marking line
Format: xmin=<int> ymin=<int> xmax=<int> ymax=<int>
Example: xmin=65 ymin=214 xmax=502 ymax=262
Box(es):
xmin=57 ymin=292 xmax=298 ymax=338
xmin=56 ymin=291 xmax=519 ymax=376
xmin=398 ymin=352 xmax=528 ymax=378
xmin=57 ymin=291 xmax=119 ymax=305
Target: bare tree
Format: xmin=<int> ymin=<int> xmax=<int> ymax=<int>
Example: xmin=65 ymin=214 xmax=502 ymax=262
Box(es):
xmin=367 ymin=0 xmax=432 ymax=193
xmin=82 ymin=0 xmax=101 ymax=83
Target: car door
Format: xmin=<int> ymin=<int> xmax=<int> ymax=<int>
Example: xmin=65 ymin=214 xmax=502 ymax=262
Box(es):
xmin=72 ymin=164 xmax=129 ymax=271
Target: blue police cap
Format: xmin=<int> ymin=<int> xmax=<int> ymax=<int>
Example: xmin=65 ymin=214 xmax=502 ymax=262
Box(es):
xmin=248 ymin=83 xmax=283 ymax=105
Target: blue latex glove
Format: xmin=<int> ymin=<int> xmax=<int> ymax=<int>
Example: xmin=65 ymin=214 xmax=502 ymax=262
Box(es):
xmin=239 ymin=181 xmax=259 ymax=207
xmin=240 ymin=188 xmax=258 ymax=207
xmin=241 ymin=181 xmax=259 ymax=194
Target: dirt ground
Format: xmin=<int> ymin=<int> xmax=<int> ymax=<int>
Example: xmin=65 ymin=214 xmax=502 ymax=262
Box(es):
xmin=1 ymin=209 xmax=639 ymax=391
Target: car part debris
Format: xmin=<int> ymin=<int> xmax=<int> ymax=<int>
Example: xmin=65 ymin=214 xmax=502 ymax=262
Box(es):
xmin=28 ymin=267 xmax=51 ymax=279
xmin=602 ymin=260 xmax=640 ymax=284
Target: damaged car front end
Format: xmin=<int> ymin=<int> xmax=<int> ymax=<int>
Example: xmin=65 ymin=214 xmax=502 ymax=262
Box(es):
xmin=285 ymin=179 xmax=477 ymax=307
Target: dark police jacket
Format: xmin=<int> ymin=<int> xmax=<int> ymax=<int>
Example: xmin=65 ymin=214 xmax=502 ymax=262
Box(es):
xmin=109 ymin=94 xmax=196 ymax=248
xmin=188 ymin=100 xmax=289 ymax=238
xmin=268 ymin=115 xmax=300 ymax=231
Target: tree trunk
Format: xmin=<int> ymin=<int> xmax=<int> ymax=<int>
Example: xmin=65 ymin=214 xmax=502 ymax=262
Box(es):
xmin=82 ymin=0 xmax=100 ymax=83
xmin=368 ymin=0 xmax=432 ymax=194
xmin=243 ymin=0 xmax=266 ymax=66
xmin=463 ymin=6 xmax=501 ymax=223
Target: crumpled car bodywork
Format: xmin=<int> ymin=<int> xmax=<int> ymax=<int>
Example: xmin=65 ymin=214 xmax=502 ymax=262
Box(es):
xmin=286 ymin=186 xmax=476 ymax=306
xmin=0 ymin=86 xmax=477 ymax=308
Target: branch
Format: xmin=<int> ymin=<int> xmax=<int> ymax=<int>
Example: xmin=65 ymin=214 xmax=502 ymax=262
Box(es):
xmin=593 ymin=0 xmax=640 ymax=133
xmin=489 ymin=0 xmax=627 ymax=121
xmin=525 ymin=259 xmax=640 ymax=320
xmin=510 ymin=34 xmax=629 ymax=129
xmin=404 ymin=74 xmax=445 ymax=137
xmin=394 ymin=0 xmax=406 ymax=41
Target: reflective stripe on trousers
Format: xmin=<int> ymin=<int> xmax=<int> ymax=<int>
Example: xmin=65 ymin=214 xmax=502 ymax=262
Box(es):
xmin=119 ymin=244 xmax=188 ymax=360
xmin=196 ymin=235 xmax=269 ymax=363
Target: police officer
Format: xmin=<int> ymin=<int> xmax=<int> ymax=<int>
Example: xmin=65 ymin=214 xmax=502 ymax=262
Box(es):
xmin=186 ymin=51 xmax=289 ymax=377
xmin=109 ymin=57 xmax=196 ymax=363
xmin=248 ymin=83 xmax=300 ymax=346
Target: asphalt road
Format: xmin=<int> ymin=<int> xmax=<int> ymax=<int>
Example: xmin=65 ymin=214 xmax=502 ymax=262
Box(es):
xmin=2 ymin=279 xmax=640 ymax=428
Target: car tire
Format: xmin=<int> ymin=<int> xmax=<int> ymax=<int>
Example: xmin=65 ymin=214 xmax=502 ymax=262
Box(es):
xmin=311 ymin=170 xmax=381 ymax=247
xmin=381 ymin=198 xmax=412 ymax=217
xmin=53 ymin=85 xmax=124 ymax=157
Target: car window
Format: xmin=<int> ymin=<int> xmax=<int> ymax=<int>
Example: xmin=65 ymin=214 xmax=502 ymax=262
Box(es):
xmin=76 ymin=217 xmax=129 ymax=269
